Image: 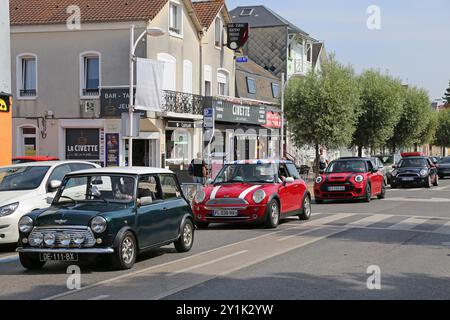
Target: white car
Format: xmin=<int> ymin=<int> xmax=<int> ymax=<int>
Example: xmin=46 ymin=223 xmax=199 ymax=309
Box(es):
xmin=0 ymin=161 xmax=100 ymax=245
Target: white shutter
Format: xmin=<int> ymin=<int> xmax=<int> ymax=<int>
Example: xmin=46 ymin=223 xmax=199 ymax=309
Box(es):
xmin=157 ymin=53 xmax=176 ymax=91
xmin=183 ymin=60 xmax=193 ymax=94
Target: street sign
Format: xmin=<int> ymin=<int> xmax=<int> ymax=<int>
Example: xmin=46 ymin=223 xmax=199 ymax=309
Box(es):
xmin=236 ymin=56 xmax=248 ymax=63
xmin=167 ymin=121 xmax=194 ymax=129
xmin=226 ymin=23 xmax=249 ymax=51
xmin=203 ymin=108 xmax=215 ymax=129
xmin=0 ymin=93 xmax=12 ymax=113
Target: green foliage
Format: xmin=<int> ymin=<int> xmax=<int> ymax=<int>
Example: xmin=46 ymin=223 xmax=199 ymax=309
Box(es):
xmin=434 ymin=109 xmax=450 ymax=147
xmin=352 ymin=70 xmax=405 ymax=151
xmin=284 ymin=57 xmax=361 ymax=151
xmin=388 ymin=86 xmax=431 ymax=149
xmin=419 ymin=108 xmax=438 ymax=146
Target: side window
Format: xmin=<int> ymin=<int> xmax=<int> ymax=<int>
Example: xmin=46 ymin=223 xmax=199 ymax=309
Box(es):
xmin=138 ymin=175 xmax=162 ymax=202
xmin=367 ymin=161 xmax=374 ymax=172
xmin=286 ymin=164 xmax=301 ymax=180
xmin=159 ymin=174 xmax=181 ymax=199
xmin=48 ymin=165 xmax=72 ymax=183
xmin=278 ymin=164 xmax=291 ymax=181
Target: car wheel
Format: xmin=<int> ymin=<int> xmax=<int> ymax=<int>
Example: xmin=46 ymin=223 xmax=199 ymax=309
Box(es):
xmin=378 ymin=182 xmax=386 ymax=200
xmin=265 ymin=199 xmax=280 ymax=229
xmin=19 ymin=253 xmax=46 ymax=270
xmin=195 ymin=221 xmax=209 ymax=229
xmin=175 ymin=219 xmax=195 ymax=253
xmin=433 ymin=175 xmax=439 ymax=187
xmin=298 ymin=194 xmax=312 ymax=220
xmin=364 ymin=184 xmax=372 ymax=203
xmin=110 ymin=231 xmax=137 ymax=270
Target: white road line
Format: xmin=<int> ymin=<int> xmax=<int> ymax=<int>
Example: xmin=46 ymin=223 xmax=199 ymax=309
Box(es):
xmin=88 ymin=295 xmax=109 ymax=300
xmin=433 ymin=221 xmax=450 ymax=235
xmin=167 ymin=250 xmax=248 ymax=277
xmin=0 ymin=254 xmax=18 ymax=263
xmin=433 ymin=185 xmax=450 ymax=191
xmin=347 ymin=214 xmax=392 ymax=227
xmin=277 ymin=227 xmax=323 ymax=242
xmin=385 ymin=197 xmax=450 ymax=203
xmin=387 ymin=217 xmax=427 ymax=231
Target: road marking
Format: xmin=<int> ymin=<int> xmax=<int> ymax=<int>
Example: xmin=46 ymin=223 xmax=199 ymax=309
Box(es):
xmin=167 ymin=250 xmax=248 ymax=276
xmin=434 ymin=221 xmax=450 ymax=235
xmin=88 ymin=295 xmax=109 ymax=300
xmin=384 ymin=197 xmax=450 ymax=203
xmin=0 ymin=254 xmax=19 ymax=263
xmin=347 ymin=214 xmax=392 ymax=227
xmin=277 ymin=226 xmax=322 ymax=241
xmin=387 ymin=217 xmax=428 ymax=231
xmin=433 ymin=185 xmax=450 ymax=191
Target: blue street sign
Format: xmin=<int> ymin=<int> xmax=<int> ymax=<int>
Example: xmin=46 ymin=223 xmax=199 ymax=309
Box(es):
xmin=236 ymin=56 xmax=248 ymax=63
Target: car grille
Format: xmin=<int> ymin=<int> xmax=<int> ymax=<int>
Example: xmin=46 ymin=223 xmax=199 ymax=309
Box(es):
xmin=320 ymin=182 xmax=355 ymax=192
xmin=397 ymin=173 xmax=419 ymax=177
xmin=206 ymin=198 xmax=249 ymax=206
xmin=29 ymin=227 xmax=96 ymax=248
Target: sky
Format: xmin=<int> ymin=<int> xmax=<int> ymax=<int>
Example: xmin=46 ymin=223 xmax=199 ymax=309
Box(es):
xmin=226 ymin=0 xmax=450 ymax=100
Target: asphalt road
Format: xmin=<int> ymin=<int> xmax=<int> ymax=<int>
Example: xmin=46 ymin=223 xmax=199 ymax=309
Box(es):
xmin=1 ymin=180 xmax=450 ymax=300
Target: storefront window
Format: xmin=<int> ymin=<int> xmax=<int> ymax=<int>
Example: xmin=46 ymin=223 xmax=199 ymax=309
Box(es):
xmin=165 ymin=129 xmax=191 ymax=167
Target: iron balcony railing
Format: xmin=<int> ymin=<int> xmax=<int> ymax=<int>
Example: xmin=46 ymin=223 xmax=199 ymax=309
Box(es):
xmin=162 ymin=90 xmax=204 ymax=115
xmin=83 ymin=88 xmax=100 ymax=96
xmin=20 ymin=89 xmax=37 ymax=97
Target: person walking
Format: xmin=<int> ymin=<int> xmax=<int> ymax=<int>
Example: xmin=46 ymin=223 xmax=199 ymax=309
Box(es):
xmin=189 ymin=152 xmax=207 ymax=185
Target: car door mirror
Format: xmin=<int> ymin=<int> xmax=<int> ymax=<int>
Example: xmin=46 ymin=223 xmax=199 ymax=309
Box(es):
xmin=46 ymin=197 xmax=54 ymax=205
xmin=206 ymin=178 xmax=214 ymax=186
xmin=283 ymin=177 xmax=295 ymax=186
xmin=48 ymin=180 xmax=62 ymax=192
xmin=139 ymin=196 xmax=153 ymax=207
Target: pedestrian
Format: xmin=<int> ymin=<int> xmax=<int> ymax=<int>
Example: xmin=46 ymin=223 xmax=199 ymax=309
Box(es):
xmin=189 ymin=152 xmax=207 ymax=185
xmin=314 ymin=148 xmax=329 ymax=174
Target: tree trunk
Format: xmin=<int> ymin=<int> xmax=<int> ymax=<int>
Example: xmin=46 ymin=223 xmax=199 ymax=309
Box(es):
xmin=358 ymin=146 xmax=363 ymax=157
xmin=314 ymin=144 xmax=320 ymax=177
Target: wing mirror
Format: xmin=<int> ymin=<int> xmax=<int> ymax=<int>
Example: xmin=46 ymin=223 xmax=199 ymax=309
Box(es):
xmin=283 ymin=177 xmax=295 ymax=186
xmin=139 ymin=196 xmax=153 ymax=207
xmin=206 ymin=178 xmax=214 ymax=186
xmin=48 ymin=180 xmax=62 ymax=192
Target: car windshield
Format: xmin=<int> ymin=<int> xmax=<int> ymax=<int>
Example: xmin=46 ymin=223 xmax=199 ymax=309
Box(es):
xmin=439 ymin=157 xmax=450 ymax=164
xmin=214 ymin=164 xmax=277 ymax=184
xmin=0 ymin=166 xmax=50 ymax=191
xmin=398 ymin=158 xmax=428 ymax=168
xmin=326 ymin=160 xmax=367 ymax=173
xmin=54 ymin=175 xmax=136 ymax=204
xmin=378 ymin=156 xmax=394 ymax=165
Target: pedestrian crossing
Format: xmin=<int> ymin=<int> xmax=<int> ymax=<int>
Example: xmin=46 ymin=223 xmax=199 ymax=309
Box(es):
xmin=304 ymin=212 xmax=450 ymax=236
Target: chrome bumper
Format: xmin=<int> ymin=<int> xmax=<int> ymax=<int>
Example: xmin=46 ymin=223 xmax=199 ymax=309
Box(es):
xmin=17 ymin=247 xmax=114 ymax=254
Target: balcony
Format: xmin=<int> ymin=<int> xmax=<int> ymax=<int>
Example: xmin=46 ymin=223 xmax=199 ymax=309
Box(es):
xmin=82 ymin=88 xmax=100 ymax=97
xmin=162 ymin=90 xmax=203 ymax=115
xmin=293 ymin=59 xmax=312 ymax=76
xmin=19 ymin=89 xmax=37 ymax=97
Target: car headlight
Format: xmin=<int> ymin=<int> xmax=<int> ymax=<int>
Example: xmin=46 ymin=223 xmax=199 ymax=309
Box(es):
xmin=252 ymin=190 xmax=266 ymax=204
xmin=59 ymin=233 xmax=71 ymax=247
xmin=44 ymin=233 xmax=55 ymax=246
xmin=74 ymin=233 xmax=85 ymax=245
xmin=90 ymin=216 xmax=107 ymax=234
xmin=315 ymin=176 xmax=323 ymax=184
xmin=18 ymin=216 xmax=33 ymax=233
xmin=420 ymin=169 xmax=428 ymax=177
xmin=355 ymin=175 xmax=364 ymax=183
xmin=29 ymin=232 xmax=43 ymax=247
xmin=0 ymin=202 xmax=19 ymax=217
xmin=392 ymin=170 xmax=398 ymax=177
xmin=194 ymin=191 xmax=206 ymax=204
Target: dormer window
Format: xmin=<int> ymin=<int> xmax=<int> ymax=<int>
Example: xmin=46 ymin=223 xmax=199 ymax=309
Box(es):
xmin=169 ymin=2 xmax=183 ymax=37
xmin=240 ymin=8 xmax=253 ymax=16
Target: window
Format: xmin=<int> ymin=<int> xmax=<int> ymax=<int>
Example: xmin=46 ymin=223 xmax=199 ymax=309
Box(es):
xmin=80 ymin=53 xmax=100 ymax=97
xmin=169 ymin=2 xmax=183 ymax=37
xmin=17 ymin=54 xmax=37 ymax=98
xmin=217 ymin=70 xmax=229 ymax=96
xmin=21 ymin=127 xmax=37 ymax=156
xmin=246 ymin=77 xmax=256 ymax=94
xmin=158 ymin=53 xmax=176 ymax=91
xmin=240 ymin=8 xmax=253 ymax=16
xmin=306 ymin=43 xmax=312 ymax=62
xmin=183 ymin=60 xmax=193 ymax=94
xmin=138 ymin=175 xmax=162 ymax=202
xmin=271 ymin=83 xmax=279 ymax=98
xmin=215 ymin=17 xmax=222 ymax=48
xmin=205 ymin=81 xmax=211 ymax=96
xmin=165 ymin=129 xmax=191 ymax=167
xmin=286 ymin=163 xmax=301 ymax=180
xmin=159 ymin=174 xmax=181 ymax=199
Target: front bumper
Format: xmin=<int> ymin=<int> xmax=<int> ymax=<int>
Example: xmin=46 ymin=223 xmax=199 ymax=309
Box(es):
xmin=193 ymin=204 xmax=267 ymax=224
xmin=17 ymin=247 xmax=114 ymax=254
xmin=314 ymin=182 xmax=365 ymax=200
xmin=438 ymin=169 xmax=450 ymax=176
xmin=391 ymin=176 xmax=427 ymax=186
xmin=0 ymin=221 xmax=19 ymax=245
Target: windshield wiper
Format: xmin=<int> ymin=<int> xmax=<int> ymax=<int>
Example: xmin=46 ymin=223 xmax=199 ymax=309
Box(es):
xmin=85 ymin=194 xmax=109 ymax=204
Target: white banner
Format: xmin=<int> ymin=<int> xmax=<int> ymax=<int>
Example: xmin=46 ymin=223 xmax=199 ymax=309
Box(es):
xmin=135 ymin=58 xmax=165 ymax=112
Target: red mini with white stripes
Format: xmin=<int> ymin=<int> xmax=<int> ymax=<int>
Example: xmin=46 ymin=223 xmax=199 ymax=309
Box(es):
xmin=192 ymin=160 xmax=312 ymax=229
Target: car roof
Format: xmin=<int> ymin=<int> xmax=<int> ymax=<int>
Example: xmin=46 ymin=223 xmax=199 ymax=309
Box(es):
xmin=226 ymin=159 xmax=294 ymax=165
xmin=13 ymin=156 xmax=59 ymax=161
xmin=2 ymin=160 xmax=99 ymax=168
xmin=66 ymin=166 xmax=174 ymax=176
xmin=336 ymin=157 xmax=369 ymax=161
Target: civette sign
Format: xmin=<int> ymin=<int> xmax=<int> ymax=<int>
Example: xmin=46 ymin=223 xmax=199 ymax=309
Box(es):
xmin=66 ymin=129 xmax=100 ymax=160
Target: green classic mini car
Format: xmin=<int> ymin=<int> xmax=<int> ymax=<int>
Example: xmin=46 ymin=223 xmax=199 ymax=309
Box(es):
xmin=16 ymin=167 xmax=195 ymax=270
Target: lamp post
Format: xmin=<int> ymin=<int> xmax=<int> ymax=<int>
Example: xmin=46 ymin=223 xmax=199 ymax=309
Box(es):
xmin=280 ymin=72 xmax=285 ymax=159
xmin=128 ymin=25 xmax=165 ymax=167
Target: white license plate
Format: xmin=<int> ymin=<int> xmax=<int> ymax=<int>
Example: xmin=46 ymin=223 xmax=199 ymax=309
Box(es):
xmin=402 ymin=177 xmax=414 ymax=181
xmin=328 ymin=186 xmax=346 ymax=191
xmin=212 ymin=210 xmax=239 ymax=217
xmin=40 ymin=252 xmax=78 ymax=262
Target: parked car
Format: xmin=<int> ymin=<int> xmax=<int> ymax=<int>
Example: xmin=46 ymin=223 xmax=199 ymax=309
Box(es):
xmin=438 ymin=157 xmax=450 ymax=179
xmin=17 ymin=167 xmax=195 ymax=270
xmin=0 ymin=161 xmax=99 ymax=245
xmin=373 ymin=154 xmax=402 ymax=185
xmin=192 ymin=160 xmax=311 ymax=229
xmin=391 ymin=152 xmax=438 ymax=188
xmin=12 ymin=156 xmax=59 ymax=164
xmin=314 ymin=157 xmax=385 ymax=204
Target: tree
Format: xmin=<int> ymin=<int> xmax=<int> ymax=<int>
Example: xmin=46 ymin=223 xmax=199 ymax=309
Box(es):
xmin=285 ymin=56 xmax=361 ymax=174
xmin=443 ymin=80 xmax=450 ymax=104
xmin=434 ymin=109 xmax=450 ymax=156
xmin=387 ymin=86 xmax=430 ymax=151
xmin=352 ymin=70 xmax=404 ymax=156
xmin=418 ymin=107 xmax=438 ymax=146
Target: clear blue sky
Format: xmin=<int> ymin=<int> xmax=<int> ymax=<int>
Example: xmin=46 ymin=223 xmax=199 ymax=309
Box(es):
xmin=226 ymin=0 xmax=450 ymax=100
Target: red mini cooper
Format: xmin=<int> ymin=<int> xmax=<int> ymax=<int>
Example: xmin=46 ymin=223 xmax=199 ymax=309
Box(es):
xmin=314 ymin=157 xmax=385 ymax=204
xmin=192 ymin=160 xmax=311 ymax=229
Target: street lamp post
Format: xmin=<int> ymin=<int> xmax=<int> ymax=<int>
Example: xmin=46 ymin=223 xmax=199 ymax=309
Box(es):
xmin=128 ymin=25 xmax=165 ymax=167
xmin=280 ymin=72 xmax=286 ymax=159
